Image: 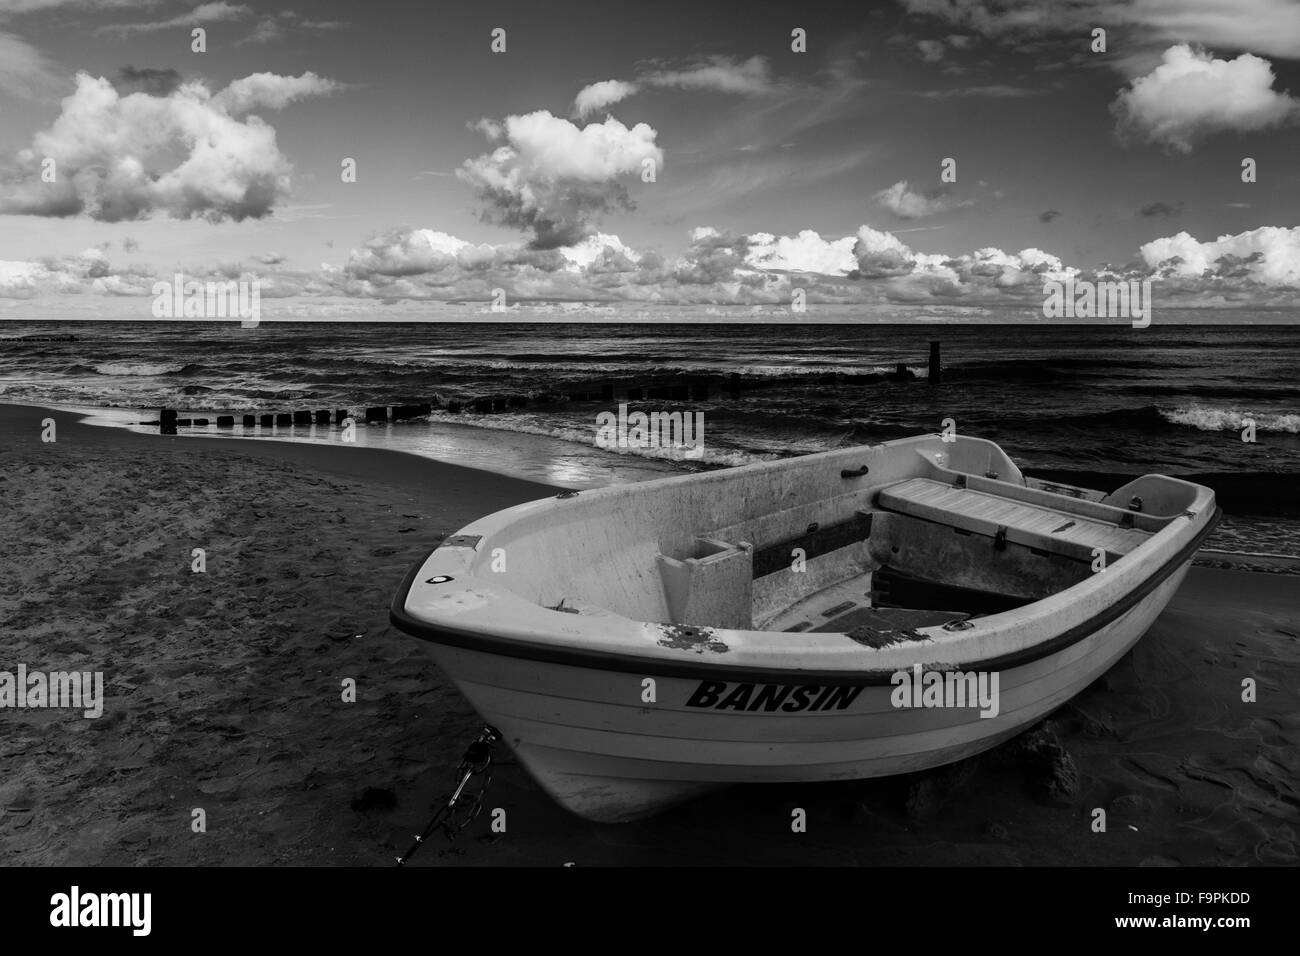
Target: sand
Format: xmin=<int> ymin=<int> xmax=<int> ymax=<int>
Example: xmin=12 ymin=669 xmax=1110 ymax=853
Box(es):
xmin=1 ymin=403 xmax=1296 ymax=866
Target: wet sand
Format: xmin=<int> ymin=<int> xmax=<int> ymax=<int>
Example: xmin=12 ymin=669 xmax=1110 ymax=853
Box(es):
xmin=1 ymin=403 xmax=1296 ymax=866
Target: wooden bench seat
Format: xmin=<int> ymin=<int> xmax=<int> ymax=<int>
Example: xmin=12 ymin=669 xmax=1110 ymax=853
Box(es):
xmin=876 ymin=477 xmax=1150 ymax=562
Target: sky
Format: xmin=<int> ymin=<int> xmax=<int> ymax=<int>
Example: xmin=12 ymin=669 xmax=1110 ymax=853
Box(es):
xmin=0 ymin=0 xmax=1298 ymax=319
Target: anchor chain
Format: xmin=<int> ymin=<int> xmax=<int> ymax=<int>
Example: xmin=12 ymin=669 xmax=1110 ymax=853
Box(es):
xmin=395 ymin=725 xmax=501 ymax=866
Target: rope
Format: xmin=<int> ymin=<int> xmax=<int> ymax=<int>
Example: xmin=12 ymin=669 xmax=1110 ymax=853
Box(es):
xmin=395 ymin=725 xmax=502 ymax=867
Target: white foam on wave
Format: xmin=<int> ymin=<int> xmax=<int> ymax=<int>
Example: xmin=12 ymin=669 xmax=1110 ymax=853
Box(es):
xmin=733 ymin=364 xmax=929 ymax=378
xmin=93 ymin=362 xmax=187 ymax=376
xmin=1163 ymin=405 xmax=1300 ymax=433
xmin=426 ymin=410 xmax=778 ymax=468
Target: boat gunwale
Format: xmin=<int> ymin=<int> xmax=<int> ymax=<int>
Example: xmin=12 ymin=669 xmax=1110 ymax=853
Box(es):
xmin=389 ymin=504 xmax=1221 ymax=687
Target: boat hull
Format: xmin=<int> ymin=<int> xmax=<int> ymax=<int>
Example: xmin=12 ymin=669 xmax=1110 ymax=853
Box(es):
xmin=417 ymin=562 xmax=1191 ymax=822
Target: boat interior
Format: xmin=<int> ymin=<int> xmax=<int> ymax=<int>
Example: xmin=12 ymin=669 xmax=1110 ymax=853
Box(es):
xmin=488 ymin=441 xmax=1208 ymax=651
xmin=652 ymin=445 xmax=1199 ymax=640
xmin=476 ymin=438 xmax=1206 ymax=642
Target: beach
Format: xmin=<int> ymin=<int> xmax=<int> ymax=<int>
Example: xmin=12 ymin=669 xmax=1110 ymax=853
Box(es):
xmin=1 ymin=402 xmax=1296 ymax=867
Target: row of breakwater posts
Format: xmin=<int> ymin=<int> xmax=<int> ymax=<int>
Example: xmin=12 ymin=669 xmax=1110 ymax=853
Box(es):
xmin=152 ymin=341 xmax=944 ymax=434
xmin=155 ymin=406 xmax=430 ymax=434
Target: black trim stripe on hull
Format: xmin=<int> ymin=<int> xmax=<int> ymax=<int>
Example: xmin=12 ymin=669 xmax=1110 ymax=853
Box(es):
xmin=389 ymin=508 xmax=1220 ymax=687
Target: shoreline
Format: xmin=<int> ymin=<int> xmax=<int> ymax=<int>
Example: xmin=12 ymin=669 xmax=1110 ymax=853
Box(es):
xmin=43 ymin=401 xmax=685 ymax=490
xmin=10 ymin=401 xmax=569 ymax=494
xmin=2 ymin=401 xmax=1297 ymax=865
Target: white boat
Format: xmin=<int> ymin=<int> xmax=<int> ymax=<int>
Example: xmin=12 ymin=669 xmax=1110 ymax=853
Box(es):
xmin=391 ymin=435 xmax=1218 ymax=822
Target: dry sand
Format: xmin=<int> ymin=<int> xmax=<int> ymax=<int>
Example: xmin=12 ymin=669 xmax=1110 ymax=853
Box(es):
xmin=1 ymin=403 xmax=1296 ymax=866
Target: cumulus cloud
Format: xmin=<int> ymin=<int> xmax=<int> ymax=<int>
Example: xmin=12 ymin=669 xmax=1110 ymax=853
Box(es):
xmin=338 ymin=227 xmax=651 ymax=302
xmin=670 ymin=228 xmax=757 ymax=286
xmin=847 ymin=220 xmax=1300 ymax=307
xmin=874 ymin=180 xmax=972 ymax=219
xmin=853 ymin=225 xmax=921 ymax=278
xmin=0 ymin=70 xmax=339 ymax=222
xmin=572 ymin=56 xmax=781 ymax=119
xmin=572 ymin=79 xmax=639 ymax=119
xmin=213 ymin=71 xmax=340 ymax=113
xmin=0 ymin=245 xmax=158 ymax=298
xmin=337 ymin=225 xmax=853 ymax=304
xmin=9 ymin=217 xmax=1300 ymax=310
xmin=346 ymin=228 xmax=482 ymax=278
xmin=458 ymin=111 xmax=662 ymax=249
xmin=1111 ymin=44 xmax=1300 ymax=152
xmin=1140 ymin=226 xmax=1300 ymax=286
xmin=559 ymin=232 xmax=642 ymax=271
xmin=270 ymin=221 xmax=1300 ymax=306
xmin=744 ymin=230 xmax=857 ymax=274
xmin=850 ymin=224 xmax=1080 ymax=303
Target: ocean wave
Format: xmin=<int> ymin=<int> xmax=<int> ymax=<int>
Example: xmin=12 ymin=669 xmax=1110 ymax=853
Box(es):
xmin=425 ymin=410 xmax=778 ymax=469
xmin=1037 ymin=404 xmax=1299 ymax=435
xmin=733 ymin=364 xmax=929 ymax=378
xmin=1162 ymin=406 xmax=1300 ymax=434
xmin=93 ymin=362 xmax=188 ymax=376
xmin=285 ymin=355 xmax=933 ymax=381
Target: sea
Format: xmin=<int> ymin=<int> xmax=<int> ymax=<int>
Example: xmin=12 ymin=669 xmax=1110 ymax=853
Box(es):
xmin=3 ymin=319 xmax=1298 ymax=554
